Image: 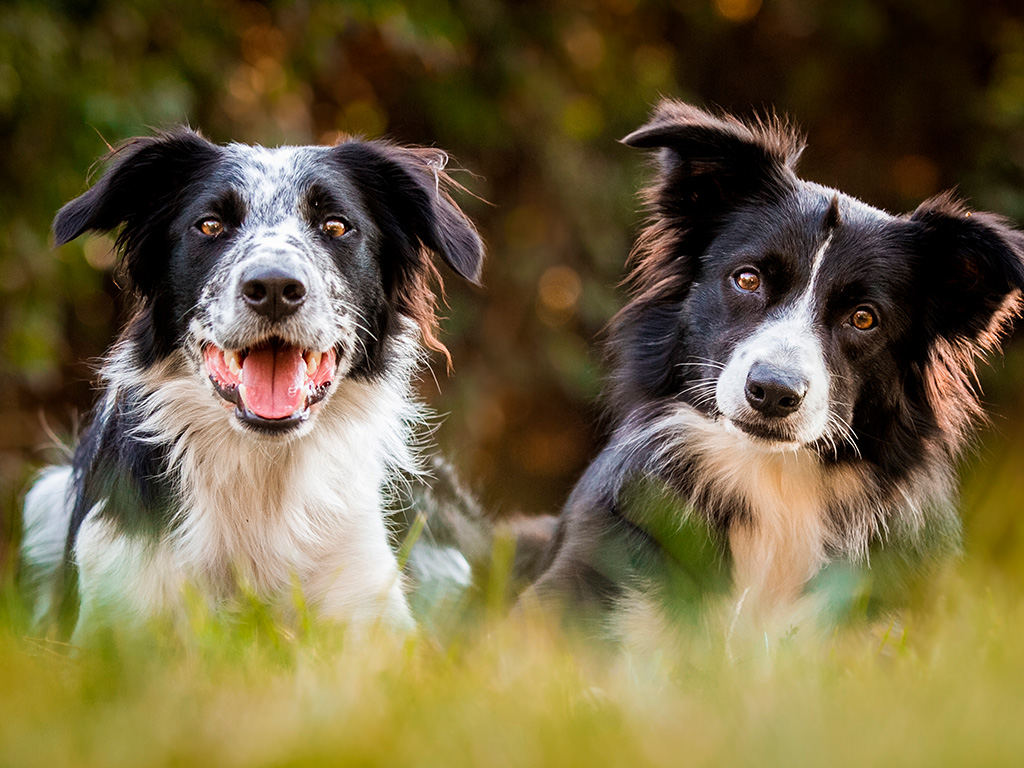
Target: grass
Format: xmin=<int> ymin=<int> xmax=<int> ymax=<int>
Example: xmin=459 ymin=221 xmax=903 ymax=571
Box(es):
xmin=2 ymin=412 xmax=1023 ymax=767
xmin=1 ymin=574 xmax=1022 ymax=768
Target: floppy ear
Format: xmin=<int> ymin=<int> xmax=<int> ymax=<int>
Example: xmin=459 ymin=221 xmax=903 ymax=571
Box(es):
xmin=910 ymin=192 xmax=1024 ymax=349
xmin=622 ymin=100 xmax=805 ymax=217
xmin=331 ymin=140 xmax=484 ymax=286
xmin=53 ymin=129 xmax=221 ymax=297
xmin=331 ymin=140 xmax=484 ymax=365
xmin=605 ymin=103 xmax=806 ymax=415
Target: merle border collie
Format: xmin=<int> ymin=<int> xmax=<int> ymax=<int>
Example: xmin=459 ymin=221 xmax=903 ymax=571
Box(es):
xmin=20 ymin=128 xmax=483 ymax=641
xmin=530 ymin=101 xmax=1024 ymax=639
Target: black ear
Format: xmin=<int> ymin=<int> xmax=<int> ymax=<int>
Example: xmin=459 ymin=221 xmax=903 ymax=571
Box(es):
xmin=622 ymin=100 xmax=805 ymax=215
xmin=53 ymin=128 xmax=221 ymax=296
xmin=330 ymin=140 xmax=484 ymax=286
xmin=911 ymin=192 xmax=1024 ymax=348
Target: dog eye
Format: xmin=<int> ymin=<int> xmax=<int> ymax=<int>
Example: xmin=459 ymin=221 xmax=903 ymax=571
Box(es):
xmin=850 ymin=307 xmax=877 ymax=330
xmin=322 ymin=218 xmax=349 ymax=238
xmin=197 ymin=218 xmax=224 ymax=238
xmin=734 ymin=270 xmax=761 ymax=293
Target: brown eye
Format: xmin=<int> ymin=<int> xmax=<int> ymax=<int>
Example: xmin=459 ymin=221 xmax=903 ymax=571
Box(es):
xmin=322 ymin=218 xmax=348 ymax=238
xmin=198 ymin=218 xmax=223 ymax=237
xmin=735 ymin=270 xmax=760 ymax=292
xmin=851 ymin=307 xmax=877 ymax=331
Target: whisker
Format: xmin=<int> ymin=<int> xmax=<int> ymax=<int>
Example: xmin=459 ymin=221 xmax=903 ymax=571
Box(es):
xmin=822 ymin=410 xmax=860 ymax=459
xmin=680 ymin=378 xmax=719 ymax=409
xmin=676 ymin=356 xmax=726 ymax=371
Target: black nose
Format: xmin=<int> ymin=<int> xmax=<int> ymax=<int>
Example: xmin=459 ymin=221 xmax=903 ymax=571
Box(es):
xmin=744 ymin=363 xmax=807 ymax=417
xmin=240 ymin=265 xmax=307 ymax=321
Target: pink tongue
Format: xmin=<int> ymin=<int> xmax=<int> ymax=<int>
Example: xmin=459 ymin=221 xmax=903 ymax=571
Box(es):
xmin=241 ymin=345 xmax=306 ymax=419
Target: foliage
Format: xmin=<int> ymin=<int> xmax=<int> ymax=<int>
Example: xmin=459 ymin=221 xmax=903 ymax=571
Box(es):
xmin=2 ymin=2 xmax=1024 ymax=762
xmin=4 ymin=0 xmax=1024 ymax=540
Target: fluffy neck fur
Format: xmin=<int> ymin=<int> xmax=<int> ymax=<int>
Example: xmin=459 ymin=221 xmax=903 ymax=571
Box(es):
xmin=612 ymin=403 xmax=960 ymax=609
xmin=73 ymin=327 xmax=425 ymax=619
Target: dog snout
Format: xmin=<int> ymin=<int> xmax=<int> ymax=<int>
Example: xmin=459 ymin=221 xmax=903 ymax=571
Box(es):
xmin=240 ymin=263 xmax=307 ymax=321
xmin=744 ymin=362 xmax=807 ymax=418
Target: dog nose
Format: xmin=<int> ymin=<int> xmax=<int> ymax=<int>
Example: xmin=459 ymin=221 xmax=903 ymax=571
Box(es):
xmin=240 ymin=265 xmax=307 ymax=321
xmin=744 ymin=363 xmax=807 ymax=417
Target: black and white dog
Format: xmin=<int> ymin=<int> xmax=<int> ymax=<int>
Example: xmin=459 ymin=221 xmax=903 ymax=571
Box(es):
xmin=21 ymin=128 xmax=483 ymax=641
xmin=531 ymin=102 xmax=1024 ymax=638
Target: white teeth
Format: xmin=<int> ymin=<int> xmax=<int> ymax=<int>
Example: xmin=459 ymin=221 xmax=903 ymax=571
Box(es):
xmin=304 ymin=350 xmax=322 ymax=378
xmin=225 ymin=349 xmax=243 ymax=378
xmin=238 ymin=383 xmax=248 ymax=406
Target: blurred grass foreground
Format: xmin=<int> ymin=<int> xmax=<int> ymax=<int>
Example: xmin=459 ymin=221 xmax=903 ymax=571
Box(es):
xmin=1 ymin=554 xmax=1024 ymax=766
xmin=3 ymin=427 xmax=1024 ymax=766
xmin=3 ymin=1 xmax=1024 ymax=765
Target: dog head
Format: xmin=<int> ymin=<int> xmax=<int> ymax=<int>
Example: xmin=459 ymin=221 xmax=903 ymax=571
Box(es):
xmin=613 ymin=101 xmax=1024 ymax=469
xmin=55 ymin=128 xmax=483 ymax=437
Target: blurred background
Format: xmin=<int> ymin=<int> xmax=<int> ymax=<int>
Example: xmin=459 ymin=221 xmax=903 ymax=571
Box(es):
xmin=2 ymin=0 xmax=1024 ymax=581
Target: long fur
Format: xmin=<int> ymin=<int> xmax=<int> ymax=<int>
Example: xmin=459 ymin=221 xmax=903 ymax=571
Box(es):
xmin=531 ymin=101 xmax=1024 ymax=639
xmin=21 ymin=128 xmax=484 ymax=641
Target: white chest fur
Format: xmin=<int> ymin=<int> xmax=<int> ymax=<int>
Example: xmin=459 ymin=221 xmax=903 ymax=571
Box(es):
xmin=72 ymin=367 xmax=419 ymax=636
xmin=655 ymin=408 xmax=866 ymax=613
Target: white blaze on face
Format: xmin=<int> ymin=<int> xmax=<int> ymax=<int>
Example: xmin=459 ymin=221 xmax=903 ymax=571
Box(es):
xmin=210 ymin=230 xmax=313 ymax=331
xmin=715 ymin=234 xmax=834 ymax=446
xmin=196 ymin=143 xmax=361 ymax=359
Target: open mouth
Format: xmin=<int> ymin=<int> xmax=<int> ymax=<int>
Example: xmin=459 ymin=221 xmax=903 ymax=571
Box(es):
xmin=203 ymin=339 xmax=337 ymax=432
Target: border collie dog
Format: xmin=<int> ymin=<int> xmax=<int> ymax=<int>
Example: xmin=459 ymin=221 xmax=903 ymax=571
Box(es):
xmin=21 ymin=129 xmax=483 ymax=641
xmin=532 ymin=101 xmax=1024 ymax=638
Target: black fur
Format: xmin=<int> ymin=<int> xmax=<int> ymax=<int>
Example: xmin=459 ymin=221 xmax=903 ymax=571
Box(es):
xmin=55 ymin=131 xmax=482 ymax=550
xmin=26 ymin=128 xmax=485 ymax=637
xmin=532 ymin=101 xmax=1024 ymax=630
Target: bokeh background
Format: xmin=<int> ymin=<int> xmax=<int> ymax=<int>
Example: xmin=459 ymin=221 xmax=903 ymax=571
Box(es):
xmin=3 ymin=0 xmax=1024 ymax=579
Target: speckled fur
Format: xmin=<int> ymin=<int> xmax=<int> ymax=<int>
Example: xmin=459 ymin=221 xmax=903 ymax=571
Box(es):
xmin=21 ymin=129 xmax=483 ymax=640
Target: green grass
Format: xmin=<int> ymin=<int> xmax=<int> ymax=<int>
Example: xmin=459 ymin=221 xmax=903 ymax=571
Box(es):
xmin=2 ymin=423 xmax=1023 ymax=767
xmin=1 ymin=574 xmax=1022 ymax=768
